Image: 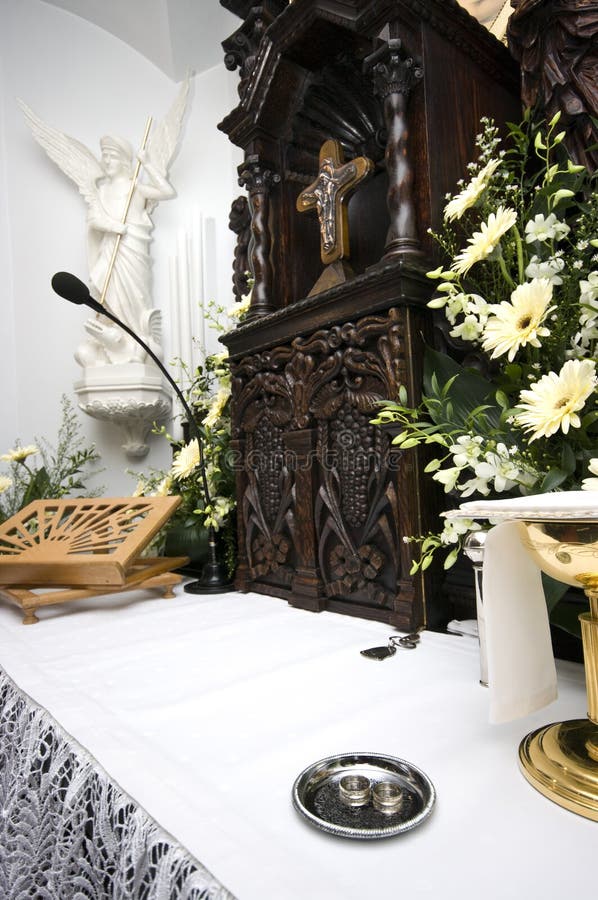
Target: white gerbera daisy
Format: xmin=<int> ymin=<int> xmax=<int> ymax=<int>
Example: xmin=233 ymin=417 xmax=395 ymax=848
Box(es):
xmin=582 ymin=459 xmax=598 ymax=492
xmin=0 ymin=475 xmax=12 ymax=494
xmin=515 ymin=359 xmax=597 ymax=441
xmin=171 ymin=438 xmax=201 ymax=480
xmin=452 ymin=206 xmax=517 ymax=275
xmin=444 ymin=159 xmax=501 ymax=222
xmin=0 ymin=444 xmax=40 ymax=463
xmin=481 ymin=278 xmax=554 ymax=362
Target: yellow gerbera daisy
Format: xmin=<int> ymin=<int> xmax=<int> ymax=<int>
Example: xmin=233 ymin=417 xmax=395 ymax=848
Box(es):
xmin=481 ymin=278 xmax=554 ymax=362
xmin=452 ymin=206 xmax=517 ymax=275
xmin=515 ymin=359 xmax=597 ymax=441
xmin=444 ymin=159 xmax=501 ymax=222
xmin=1 ymin=444 xmax=40 ymax=463
xmin=171 ymin=439 xmax=200 ymax=480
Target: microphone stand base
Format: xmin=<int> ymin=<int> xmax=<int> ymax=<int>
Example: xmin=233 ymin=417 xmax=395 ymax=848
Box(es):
xmin=183 ymin=530 xmax=234 ymax=594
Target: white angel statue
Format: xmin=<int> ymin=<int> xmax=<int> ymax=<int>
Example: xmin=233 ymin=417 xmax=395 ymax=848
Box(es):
xmin=19 ymin=83 xmax=188 ymax=366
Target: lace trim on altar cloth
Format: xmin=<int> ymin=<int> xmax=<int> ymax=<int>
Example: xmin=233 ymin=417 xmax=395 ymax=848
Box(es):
xmin=0 ymin=667 xmax=236 ymax=899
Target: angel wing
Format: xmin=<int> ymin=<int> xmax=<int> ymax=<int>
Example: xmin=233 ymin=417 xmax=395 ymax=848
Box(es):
xmin=145 ymin=78 xmax=189 ymax=180
xmin=18 ymin=99 xmax=103 ymax=204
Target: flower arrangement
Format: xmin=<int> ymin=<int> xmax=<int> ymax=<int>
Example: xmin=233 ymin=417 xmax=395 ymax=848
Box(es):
xmin=373 ymin=112 xmax=598 ymax=575
xmin=133 ymin=296 xmax=250 ymax=575
xmin=0 ymin=396 xmax=103 ymax=524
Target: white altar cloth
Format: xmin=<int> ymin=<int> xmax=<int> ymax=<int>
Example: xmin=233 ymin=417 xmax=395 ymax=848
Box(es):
xmin=0 ymin=586 xmax=594 ymax=899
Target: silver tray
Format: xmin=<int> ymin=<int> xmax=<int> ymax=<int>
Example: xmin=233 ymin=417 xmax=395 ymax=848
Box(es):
xmin=292 ymin=752 xmax=436 ymax=840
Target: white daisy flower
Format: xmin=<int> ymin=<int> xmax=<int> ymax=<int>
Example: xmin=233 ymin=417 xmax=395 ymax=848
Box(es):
xmin=443 ymin=158 xmax=501 ymax=222
xmin=515 ymin=359 xmax=597 ymax=441
xmin=452 ymin=207 xmax=517 ymax=275
xmin=171 ymin=439 xmax=201 ymax=480
xmin=1 ymin=444 xmax=40 ymax=463
xmin=481 ymin=278 xmax=554 ymax=362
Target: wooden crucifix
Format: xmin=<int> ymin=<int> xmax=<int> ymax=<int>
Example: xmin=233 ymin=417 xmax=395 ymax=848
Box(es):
xmin=297 ymin=139 xmax=373 ymax=295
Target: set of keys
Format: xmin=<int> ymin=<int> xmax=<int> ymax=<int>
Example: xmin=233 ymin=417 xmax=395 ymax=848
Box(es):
xmin=360 ymin=632 xmax=420 ymax=660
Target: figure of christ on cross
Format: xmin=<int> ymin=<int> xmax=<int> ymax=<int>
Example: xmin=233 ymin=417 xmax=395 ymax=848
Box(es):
xmin=297 ymin=139 xmax=373 ymax=267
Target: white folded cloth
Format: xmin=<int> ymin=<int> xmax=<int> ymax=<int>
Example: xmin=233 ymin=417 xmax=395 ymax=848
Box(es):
xmin=457 ymin=490 xmax=598 ymax=520
xmin=449 ymin=491 xmax=598 ymax=723
xmin=482 ymin=521 xmax=557 ymax=723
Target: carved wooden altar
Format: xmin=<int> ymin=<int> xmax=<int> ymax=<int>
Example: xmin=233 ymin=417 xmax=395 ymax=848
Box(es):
xmin=219 ymin=0 xmax=521 ymax=629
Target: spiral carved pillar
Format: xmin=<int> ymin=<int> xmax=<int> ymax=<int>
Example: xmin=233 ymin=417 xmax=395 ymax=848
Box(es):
xmin=366 ymin=38 xmax=423 ymax=259
xmin=237 ymin=155 xmax=280 ymax=320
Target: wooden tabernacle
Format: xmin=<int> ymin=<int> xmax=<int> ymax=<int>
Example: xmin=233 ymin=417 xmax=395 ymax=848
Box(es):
xmin=0 ymin=497 xmax=188 ymax=624
xmin=219 ymin=0 xmax=522 ymax=630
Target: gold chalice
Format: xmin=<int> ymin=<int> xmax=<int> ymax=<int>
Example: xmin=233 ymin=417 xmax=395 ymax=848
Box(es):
xmin=516 ymin=518 xmax=598 ymax=820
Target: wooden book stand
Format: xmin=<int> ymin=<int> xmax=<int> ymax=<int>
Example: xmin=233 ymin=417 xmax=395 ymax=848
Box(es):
xmin=0 ymin=497 xmax=189 ymax=624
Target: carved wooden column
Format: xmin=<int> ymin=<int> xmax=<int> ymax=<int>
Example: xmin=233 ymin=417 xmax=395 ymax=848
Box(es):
xmin=366 ymin=37 xmax=423 ymax=259
xmin=284 ymin=428 xmax=326 ymax=610
xmin=237 ymin=155 xmax=280 ymax=320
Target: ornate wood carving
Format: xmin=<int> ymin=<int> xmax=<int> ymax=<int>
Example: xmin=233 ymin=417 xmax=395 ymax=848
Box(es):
xmin=366 ymin=34 xmax=423 ymax=258
xmin=288 ymin=52 xmax=387 ymax=177
xmin=237 ymin=156 xmax=280 ymax=319
xmin=222 ymin=2 xmax=283 ymax=99
xmin=507 ymin=0 xmax=598 ymax=171
xmin=229 ymin=307 xmax=433 ymax=627
xmin=228 ymin=195 xmax=252 ymax=303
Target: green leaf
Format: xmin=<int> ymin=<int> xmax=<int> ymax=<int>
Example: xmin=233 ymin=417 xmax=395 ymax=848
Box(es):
xmin=423 ymin=348 xmax=500 ymax=429
xmin=560 ymin=443 xmax=576 ymax=476
xmin=22 ymin=466 xmax=51 ymax=506
xmin=494 ymin=390 xmax=510 ymax=411
xmin=540 ymin=467 xmax=568 ymax=492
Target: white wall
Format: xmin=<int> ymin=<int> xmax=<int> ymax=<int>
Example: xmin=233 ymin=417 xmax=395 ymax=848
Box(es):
xmin=0 ymin=0 xmax=242 ymax=495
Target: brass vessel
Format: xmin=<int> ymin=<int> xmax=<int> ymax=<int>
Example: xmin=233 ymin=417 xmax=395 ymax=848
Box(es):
xmin=517 ymin=519 xmax=598 ymax=820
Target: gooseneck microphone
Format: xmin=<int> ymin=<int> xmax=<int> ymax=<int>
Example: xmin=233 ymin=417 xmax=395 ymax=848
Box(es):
xmin=52 ymin=271 xmax=104 ymax=312
xmin=51 ymin=271 xmax=233 ymax=594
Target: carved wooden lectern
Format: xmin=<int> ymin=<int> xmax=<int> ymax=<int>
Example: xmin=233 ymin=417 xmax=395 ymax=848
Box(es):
xmin=219 ymin=0 xmax=521 ymax=630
